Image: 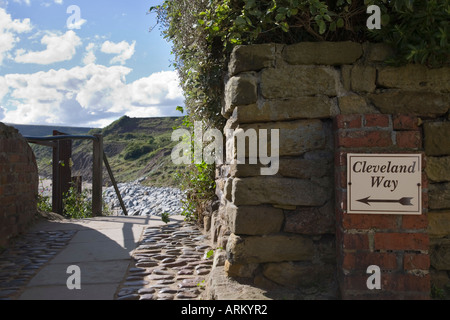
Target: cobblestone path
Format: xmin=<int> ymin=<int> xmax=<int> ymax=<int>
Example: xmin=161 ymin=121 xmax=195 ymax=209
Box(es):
xmin=115 ymin=221 xmax=213 ymax=300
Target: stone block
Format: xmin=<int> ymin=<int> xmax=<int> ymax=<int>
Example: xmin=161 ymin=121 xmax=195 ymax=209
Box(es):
xmin=223 ymin=73 xmax=258 ymax=118
xmin=226 ymin=204 xmax=284 ymax=235
xmin=429 ymin=183 xmax=450 ymax=210
xmin=262 ymin=262 xmax=335 ymax=289
xmin=229 ymin=157 xmax=330 ymax=179
xmin=224 ymin=178 xmax=233 ymax=201
xmin=224 ymin=260 xmax=259 ymax=278
xmin=338 ymin=94 xmax=378 ymax=115
xmin=430 ymin=269 xmax=450 ymax=290
xmin=232 ymin=176 xmax=331 ymax=207
xmin=431 ymin=239 xmax=450 ymax=270
xmin=228 ymin=44 xmax=278 ymax=76
xmin=284 ymin=201 xmax=335 ymax=235
xmin=426 ymin=157 xmax=450 ymax=182
xmin=424 ymin=122 xmax=450 ymax=156
xmin=283 ymin=41 xmax=363 ymax=65
xmin=226 ymin=233 xmax=314 ymax=264
xmin=368 ymin=91 xmax=449 ymax=117
xmin=278 ymin=158 xmax=331 ymax=179
xmin=229 ymin=162 xmax=262 ymax=178
xmin=236 ymin=119 xmax=327 ymax=157
xmin=261 ymin=65 xmax=339 ymax=98
xmin=428 ymin=211 xmax=450 ymax=238
xmin=378 ymin=65 xmax=450 ymax=93
xmin=363 ymin=42 xmax=395 ymax=62
xmin=234 ymin=96 xmax=338 ymax=123
xmin=349 ymin=65 xmax=377 ymax=93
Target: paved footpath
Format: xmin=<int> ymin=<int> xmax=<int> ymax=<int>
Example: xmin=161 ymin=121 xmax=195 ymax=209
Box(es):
xmin=0 ymin=215 xmax=213 ymax=300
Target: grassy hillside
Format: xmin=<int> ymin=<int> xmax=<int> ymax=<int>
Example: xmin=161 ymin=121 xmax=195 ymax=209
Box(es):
xmin=21 ymin=116 xmax=185 ymax=188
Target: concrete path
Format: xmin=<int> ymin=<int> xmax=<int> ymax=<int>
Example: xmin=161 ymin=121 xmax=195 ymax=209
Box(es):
xmin=17 ymin=214 xmax=185 ymax=300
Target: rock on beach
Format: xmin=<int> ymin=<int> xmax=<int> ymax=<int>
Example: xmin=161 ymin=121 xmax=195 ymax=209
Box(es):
xmin=103 ymin=181 xmax=186 ymax=216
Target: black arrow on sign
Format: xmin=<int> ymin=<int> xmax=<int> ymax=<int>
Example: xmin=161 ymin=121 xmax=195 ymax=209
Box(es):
xmin=357 ymin=196 xmax=414 ymax=206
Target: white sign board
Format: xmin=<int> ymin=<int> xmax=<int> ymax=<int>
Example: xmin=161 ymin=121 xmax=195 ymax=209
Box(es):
xmin=347 ymin=154 xmax=422 ymax=215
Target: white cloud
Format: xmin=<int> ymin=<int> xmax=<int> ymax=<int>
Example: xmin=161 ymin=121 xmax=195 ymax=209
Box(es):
xmin=128 ymin=71 xmax=183 ymax=107
xmin=101 ymin=40 xmax=136 ymax=65
xmin=0 ymin=106 xmax=5 ymax=121
xmin=1 ymin=66 xmax=183 ymax=127
xmin=12 ymin=0 xmax=30 ymax=4
xmin=13 ymin=0 xmax=62 ymax=5
xmin=0 ymin=7 xmax=33 ymax=65
xmin=67 ymin=18 xmax=86 ymax=30
xmin=14 ymin=30 xmax=81 ymax=64
xmin=0 ymin=76 xmax=8 ymax=101
xmin=83 ymin=42 xmax=96 ymax=65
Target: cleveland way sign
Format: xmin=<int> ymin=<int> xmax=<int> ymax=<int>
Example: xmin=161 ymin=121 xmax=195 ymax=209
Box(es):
xmin=347 ymin=153 xmax=422 ymax=215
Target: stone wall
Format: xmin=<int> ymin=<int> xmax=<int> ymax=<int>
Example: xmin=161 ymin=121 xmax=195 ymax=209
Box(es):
xmin=0 ymin=122 xmax=39 ymax=248
xmin=209 ymin=41 xmax=450 ymax=299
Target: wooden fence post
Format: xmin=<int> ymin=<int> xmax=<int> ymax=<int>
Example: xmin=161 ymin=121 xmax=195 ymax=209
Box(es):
xmin=52 ymin=131 xmax=72 ymax=215
xmin=92 ymin=134 xmax=103 ymax=216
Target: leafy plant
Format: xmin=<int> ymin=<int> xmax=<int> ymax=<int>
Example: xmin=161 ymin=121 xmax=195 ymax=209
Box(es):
xmin=431 ymin=283 xmax=447 ymax=300
xmin=37 ymin=178 xmax=53 ymax=213
xmin=367 ymin=0 xmax=449 ymax=67
xmin=37 ymin=194 xmax=52 ymax=213
xmin=161 ymin=212 xmax=170 ymax=224
xmin=123 ymin=142 xmax=155 ymax=160
xmin=175 ymin=160 xmax=216 ymax=221
xmin=62 ymin=186 xmax=93 ymax=219
xmin=205 ymin=246 xmax=224 ymax=259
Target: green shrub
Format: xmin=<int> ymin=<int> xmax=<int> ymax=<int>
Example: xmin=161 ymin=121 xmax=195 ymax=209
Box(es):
xmin=63 ymin=187 xmax=92 ymax=219
xmin=123 ymin=142 xmax=154 ymax=160
xmin=175 ymin=161 xmax=216 ymax=221
xmin=123 ymin=133 xmax=136 ymax=140
xmin=37 ymin=194 xmax=52 ymax=213
xmin=369 ymin=0 xmax=449 ymax=67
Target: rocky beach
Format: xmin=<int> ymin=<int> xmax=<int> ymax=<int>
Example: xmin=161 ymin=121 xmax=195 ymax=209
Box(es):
xmin=103 ymin=182 xmax=186 ymax=217
xmin=38 ymin=178 xmax=186 ymax=217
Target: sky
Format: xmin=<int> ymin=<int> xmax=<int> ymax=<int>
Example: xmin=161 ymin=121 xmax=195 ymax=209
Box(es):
xmin=0 ymin=0 xmax=184 ymax=128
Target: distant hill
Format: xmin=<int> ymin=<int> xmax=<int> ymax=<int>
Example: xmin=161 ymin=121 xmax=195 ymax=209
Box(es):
xmin=24 ymin=116 xmax=185 ymax=188
xmin=6 ymin=123 xmax=95 ymax=137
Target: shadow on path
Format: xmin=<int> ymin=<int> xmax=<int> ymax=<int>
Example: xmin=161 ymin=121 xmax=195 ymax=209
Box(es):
xmin=0 ymin=214 xmax=184 ymax=300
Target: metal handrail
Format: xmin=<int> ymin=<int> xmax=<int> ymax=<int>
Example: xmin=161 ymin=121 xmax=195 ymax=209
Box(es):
xmin=24 ymin=135 xmax=99 ymax=141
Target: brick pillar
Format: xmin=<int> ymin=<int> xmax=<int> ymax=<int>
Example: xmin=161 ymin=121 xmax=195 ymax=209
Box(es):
xmin=334 ymin=114 xmax=430 ymax=300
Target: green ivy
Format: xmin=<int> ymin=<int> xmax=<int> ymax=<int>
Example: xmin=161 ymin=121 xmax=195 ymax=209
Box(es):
xmin=368 ymin=0 xmax=449 ymax=67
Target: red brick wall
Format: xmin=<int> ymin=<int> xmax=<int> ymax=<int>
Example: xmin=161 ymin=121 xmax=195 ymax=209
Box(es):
xmin=334 ymin=114 xmax=430 ymax=299
xmin=0 ymin=123 xmax=39 ymax=247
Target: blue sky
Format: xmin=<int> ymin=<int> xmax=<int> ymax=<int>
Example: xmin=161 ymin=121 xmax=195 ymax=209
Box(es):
xmin=0 ymin=0 xmax=183 ymax=128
